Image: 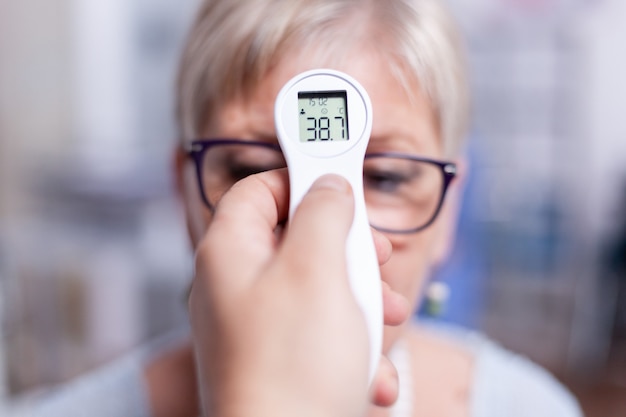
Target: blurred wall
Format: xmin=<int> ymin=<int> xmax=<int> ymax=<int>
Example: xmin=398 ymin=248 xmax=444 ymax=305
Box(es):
xmin=1 ymin=0 xmax=198 ymax=393
xmin=433 ymin=0 xmax=626 ymax=379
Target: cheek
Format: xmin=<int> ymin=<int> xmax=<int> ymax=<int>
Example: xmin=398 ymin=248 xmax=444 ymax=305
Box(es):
xmin=186 ymin=203 xmax=214 ymax=249
xmin=380 ymin=216 xmax=448 ymax=307
xmin=379 ymin=225 xmax=445 ymax=351
xmin=380 ymin=236 xmax=431 ymax=311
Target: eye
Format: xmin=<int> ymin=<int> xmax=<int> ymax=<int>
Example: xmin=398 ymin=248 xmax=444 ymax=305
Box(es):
xmin=205 ymin=143 xmax=286 ymax=186
xmin=363 ymin=167 xmax=412 ymax=193
xmin=227 ymin=161 xmax=283 ymax=182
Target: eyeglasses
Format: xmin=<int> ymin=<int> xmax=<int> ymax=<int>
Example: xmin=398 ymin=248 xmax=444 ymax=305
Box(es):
xmin=185 ymin=139 xmax=456 ymax=234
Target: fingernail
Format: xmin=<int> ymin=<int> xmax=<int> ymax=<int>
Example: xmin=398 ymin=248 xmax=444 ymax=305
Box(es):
xmin=312 ymin=174 xmax=350 ymax=192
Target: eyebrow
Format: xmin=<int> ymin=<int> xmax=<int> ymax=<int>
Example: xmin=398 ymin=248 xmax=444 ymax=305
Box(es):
xmin=367 ymin=133 xmax=431 ymax=154
xmin=251 ymin=132 xmax=280 ymax=144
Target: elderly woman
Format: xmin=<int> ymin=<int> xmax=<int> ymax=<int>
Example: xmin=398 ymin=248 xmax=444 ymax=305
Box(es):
xmin=175 ymin=0 xmax=582 ymax=415
xmin=19 ymin=0 xmax=582 ymax=416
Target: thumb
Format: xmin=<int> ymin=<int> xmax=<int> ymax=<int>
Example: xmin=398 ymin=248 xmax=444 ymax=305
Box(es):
xmin=278 ymin=174 xmax=354 ymax=284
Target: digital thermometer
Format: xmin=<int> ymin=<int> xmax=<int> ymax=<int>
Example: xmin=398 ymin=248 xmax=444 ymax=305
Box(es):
xmin=275 ymin=69 xmax=382 ymax=383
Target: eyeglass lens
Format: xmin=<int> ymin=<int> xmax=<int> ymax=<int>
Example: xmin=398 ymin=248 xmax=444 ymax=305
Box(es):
xmin=198 ymin=143 xmax=445 ymax=233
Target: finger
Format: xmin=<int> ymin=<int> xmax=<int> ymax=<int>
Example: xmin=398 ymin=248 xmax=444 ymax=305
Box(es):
xmin=371 ymin=228 xmax=392 ymax=266
xmin=196 ymin=169 xmax=290 ymax=294
xmin=370 ymin=355 xmax=399 ymax=407
xmin=278 ymin=175 xmax=354 ymax=286
xmin=382 ymin=281 xmax=411 ymax=326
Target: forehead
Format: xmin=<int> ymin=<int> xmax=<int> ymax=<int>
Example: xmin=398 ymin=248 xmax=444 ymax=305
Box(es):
xmin=210 ymin=48 xmax=441 ymax=156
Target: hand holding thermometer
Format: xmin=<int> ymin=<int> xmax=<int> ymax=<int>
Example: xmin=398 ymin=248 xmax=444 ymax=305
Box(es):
xmin=275 ymin=69 xmax=382 ymax=384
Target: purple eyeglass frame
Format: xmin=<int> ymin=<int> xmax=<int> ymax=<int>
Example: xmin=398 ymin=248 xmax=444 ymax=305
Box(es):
xmin=184 ymin=138 xmax=457 ymax=234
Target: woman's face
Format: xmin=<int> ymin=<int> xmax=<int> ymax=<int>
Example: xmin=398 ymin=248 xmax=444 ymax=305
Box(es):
xmin=179 ymin=49 xmax=460 ymax=352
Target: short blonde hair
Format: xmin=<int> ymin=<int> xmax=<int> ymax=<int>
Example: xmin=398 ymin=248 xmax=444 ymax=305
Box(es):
xmin=177 ymin=0 xmax=469 ymax=157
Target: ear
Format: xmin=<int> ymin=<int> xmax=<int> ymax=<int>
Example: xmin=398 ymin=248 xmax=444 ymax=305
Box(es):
xmin=173 ymin=145 xmax=187 ymax=199
xmin=172 ymin=145 xmax=208 ymax=249
xmin=431 ymin=156 xmax=468 ymax=267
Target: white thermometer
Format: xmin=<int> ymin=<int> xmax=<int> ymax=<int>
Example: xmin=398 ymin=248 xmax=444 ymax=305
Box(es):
xmin=275 ymin=69 xmax=382 ymax=383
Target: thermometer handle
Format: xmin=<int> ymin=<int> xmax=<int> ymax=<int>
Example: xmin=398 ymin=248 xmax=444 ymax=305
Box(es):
xmin=274 ymin=68 xmax=382 ymax=384
xmin=286 ymin=156 xmax=383 ymax=384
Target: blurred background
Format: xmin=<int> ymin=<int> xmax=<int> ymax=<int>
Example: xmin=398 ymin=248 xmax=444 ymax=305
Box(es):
xmin=0 ymin=0 xmax=625 ymax=415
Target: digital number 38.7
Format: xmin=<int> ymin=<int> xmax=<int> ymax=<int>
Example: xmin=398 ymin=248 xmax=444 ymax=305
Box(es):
xmin=305 ymin=116 xmax=346 ymax=141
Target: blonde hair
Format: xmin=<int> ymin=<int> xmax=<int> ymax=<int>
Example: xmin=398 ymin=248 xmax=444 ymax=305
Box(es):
xmin=177 ymin=0 xmax=469 ymax=156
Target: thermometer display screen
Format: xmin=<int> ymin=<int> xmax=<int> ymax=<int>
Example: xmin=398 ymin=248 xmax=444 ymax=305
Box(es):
xmin=298 ymin=91 xmax=349 ymax=142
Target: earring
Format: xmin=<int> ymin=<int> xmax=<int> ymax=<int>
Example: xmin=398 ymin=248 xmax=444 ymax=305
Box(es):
xmin=424 ymin=281 xmax=450 ymax=317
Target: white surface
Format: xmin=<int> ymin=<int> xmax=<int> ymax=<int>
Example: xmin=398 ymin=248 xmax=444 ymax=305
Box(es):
xmin=71 ymin=0 xmax=138 ymax=177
